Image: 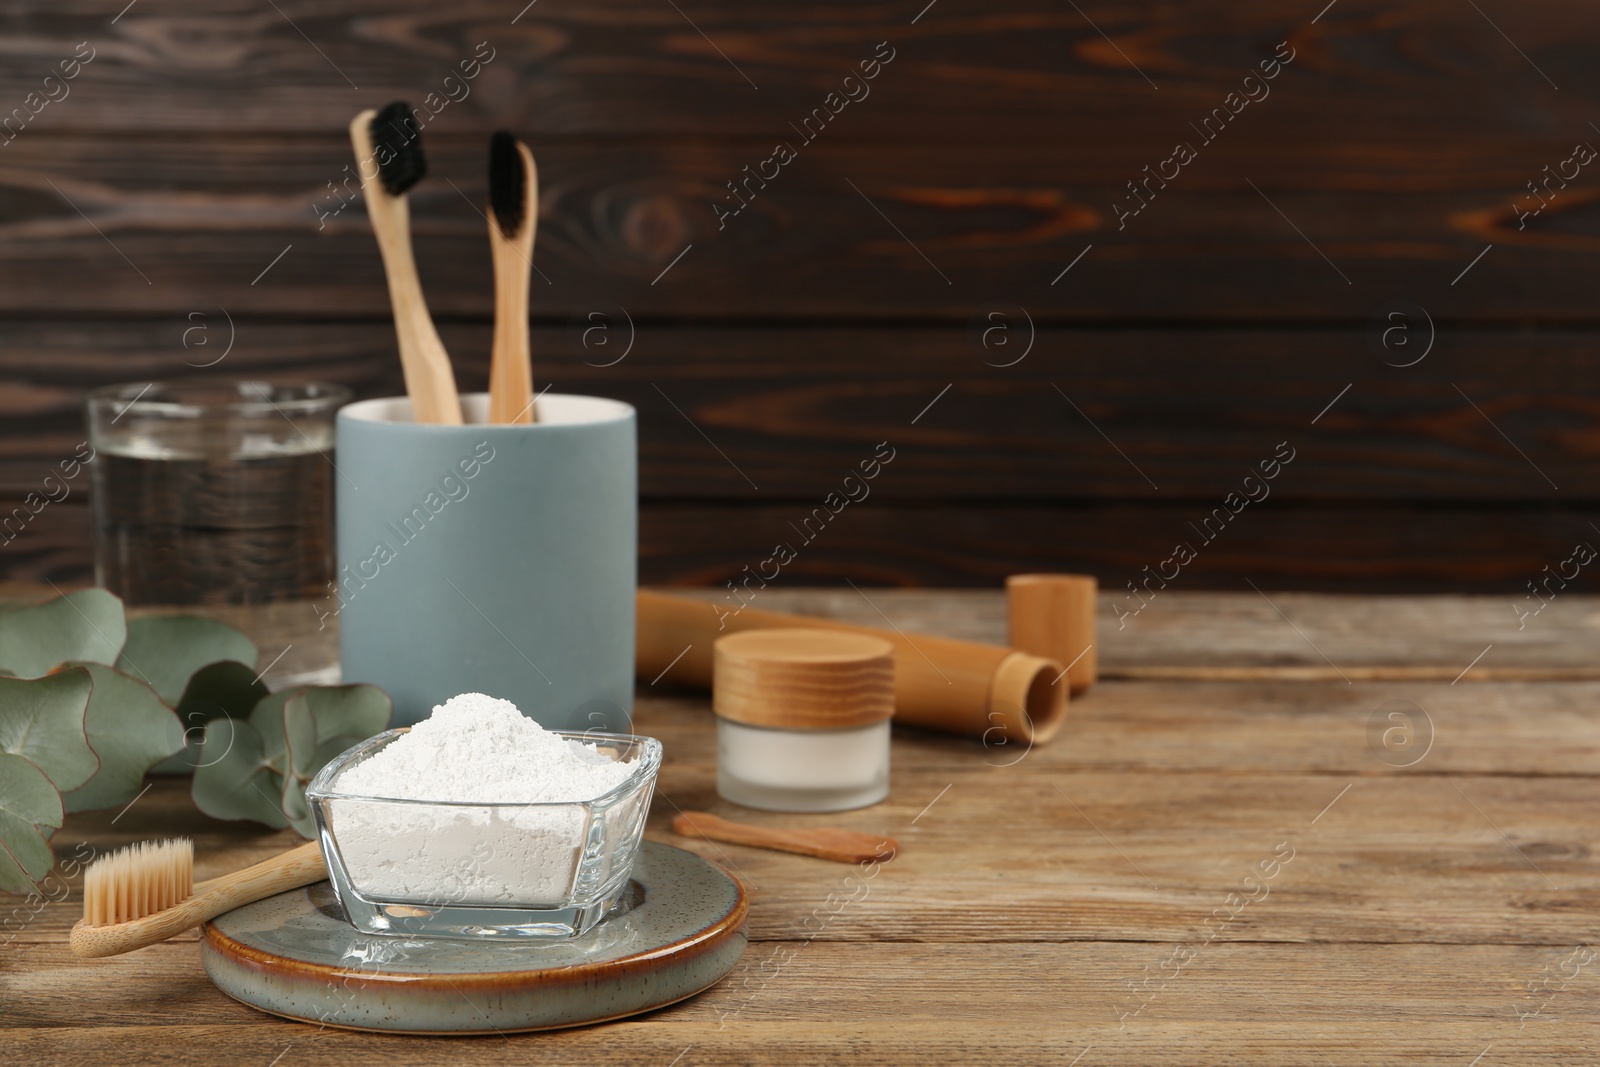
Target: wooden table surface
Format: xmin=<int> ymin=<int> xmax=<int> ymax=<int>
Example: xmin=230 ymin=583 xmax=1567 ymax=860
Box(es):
xmin=5 ymin=590 xmax=1598 ymax=1065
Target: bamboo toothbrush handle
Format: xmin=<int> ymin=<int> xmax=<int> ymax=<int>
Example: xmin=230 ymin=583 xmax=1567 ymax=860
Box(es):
xmin=488 ymin=140 xmax=538 ymax=425
xmin=375 ymin=197 xmax=462 ymax=425
xmin=672 ymin=811 xmax=898 ymax=865
xmin=69 ymin=841 xmax=326 ymax=959
xmin=349 ymin=112 xmax=462 ymax=426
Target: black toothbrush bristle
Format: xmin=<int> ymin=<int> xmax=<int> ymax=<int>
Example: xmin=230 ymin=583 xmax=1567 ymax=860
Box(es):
xmin=488 ymin=130 xmax=526 ymax=238
xmin=370 ymin=101 xmax=426 ymax=196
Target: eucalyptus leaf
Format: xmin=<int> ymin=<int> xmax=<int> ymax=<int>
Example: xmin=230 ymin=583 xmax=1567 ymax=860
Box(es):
xmin=308 ymin=735 xmax=358 ymax=772
xmin=190 ymin=717 xmax=288 ymax=830
xmin=270 ymin=686 xmax=391 ymax=838
xmin=277 ymin=693 xmax=319 ymax=836
xmin=278 ymin=753 xmax=315 ymax=838
xmin=117 ymin=615 xmax=256 ymax=705
xmin=248 ymin=688 xmax=304 ymax=770
xmin=281 ymin=693 xmax=318 ymax=783
xmin=277 ymin=732 xmax=374 ymax=839
xmin=0 ymin=670 xmax=97 ymax=792
xmin=0 ymin=751 xmax=64 ymax=895
xmin=62 ymin=664 xmax=185 ymax=814
xmin=0 ymin=589 xmax=125 ymax=679
xmin=157 ymin=661 xmax=270 ymax=773
xmin=300 ymin=685 xmax=392 ymax=754
xmin=179 ymin=661 xmax=271 ymax=723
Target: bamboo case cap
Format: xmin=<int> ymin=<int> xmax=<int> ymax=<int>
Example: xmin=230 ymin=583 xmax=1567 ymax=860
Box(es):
xmin=1007 ymin=573 xmax=1097 ymax=696
xmin=713 ymin=629 xmax=895 ymax=730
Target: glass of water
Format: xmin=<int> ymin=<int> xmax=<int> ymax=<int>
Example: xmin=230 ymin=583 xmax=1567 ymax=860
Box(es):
xmin=86 ymin=380 xmax=350 ymax=689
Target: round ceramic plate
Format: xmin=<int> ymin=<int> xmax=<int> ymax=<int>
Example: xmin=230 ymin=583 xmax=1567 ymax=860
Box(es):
xmin=200 ymin=841 xmax=747 ymax=1034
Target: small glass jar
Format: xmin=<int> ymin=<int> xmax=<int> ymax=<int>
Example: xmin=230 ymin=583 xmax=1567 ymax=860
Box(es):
xmin=712 ymin=629 xmax=894 ymax=813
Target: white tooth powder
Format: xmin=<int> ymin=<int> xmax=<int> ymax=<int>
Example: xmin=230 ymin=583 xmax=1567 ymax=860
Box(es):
xmin=326 ymin=693 xmax=638 ymax=907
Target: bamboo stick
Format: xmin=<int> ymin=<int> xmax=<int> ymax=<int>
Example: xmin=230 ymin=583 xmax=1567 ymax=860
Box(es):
xmin=672 ymin=811 xmax=897 ymax=864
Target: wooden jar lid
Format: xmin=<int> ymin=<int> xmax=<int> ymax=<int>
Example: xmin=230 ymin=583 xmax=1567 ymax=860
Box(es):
xmin=713 ymin=629 xmax=895 ymax=730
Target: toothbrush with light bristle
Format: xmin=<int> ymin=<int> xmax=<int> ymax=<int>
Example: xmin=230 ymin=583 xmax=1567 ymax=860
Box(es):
xmin=68 ymin=838 xmax=325 ymax=958
xmin=349 ymin=101 xmax=463 ymax=426
xmin=486 ymin=130 xmax=538 ymax=424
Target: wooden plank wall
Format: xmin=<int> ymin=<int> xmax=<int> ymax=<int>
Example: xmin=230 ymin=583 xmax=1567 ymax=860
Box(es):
xmin=0 ymin=1 xmax=1596 ymax=591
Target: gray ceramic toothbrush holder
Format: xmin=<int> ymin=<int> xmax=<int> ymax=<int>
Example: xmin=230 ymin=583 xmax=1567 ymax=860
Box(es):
xmin=335 ymin=393 xmax=636 ymax=730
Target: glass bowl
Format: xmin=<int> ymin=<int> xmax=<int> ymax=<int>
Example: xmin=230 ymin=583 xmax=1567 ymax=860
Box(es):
xmin=304 ymin=728 xmax=662 ymax=940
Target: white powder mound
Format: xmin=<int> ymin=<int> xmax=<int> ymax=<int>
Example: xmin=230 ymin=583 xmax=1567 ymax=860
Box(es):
xmin=326 ymin=693 xmax=643 ymax=907
xmin=336 ymin=692 xmax=633 ymax=803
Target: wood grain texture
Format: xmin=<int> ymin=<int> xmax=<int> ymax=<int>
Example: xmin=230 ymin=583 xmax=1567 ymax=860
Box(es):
xmin=11 ymin=699 xmax=1600 ymax=946
xmin=6 ymin=134 xmax=1600 ymax=319
xmin=1 ymin=2 xmax=1598 ymax=589
xmin=5 ymin=323 xmax=1598 ymax=502
xmin=636 ymin=504 xmax=1600 ymax=592
xmin=4 ymin=308 xmax=1579 ymax=595
xmin=659 ymin=589 xmax=1600 ymax=676
xmin=6 ymin=321 xmax=1593 ymax=505
xmin=5 ymin=944 xmax=1598 ymax=1066
xmin=6 ymin=498 xmax=1599 ymax=591
xmin=3 ymin=592 xmax=1596 ymax=1062
xmin=709 ymin=628 xmax=895 ymax=729
xmin=0 ymin=0 xmax=1592 ymax=143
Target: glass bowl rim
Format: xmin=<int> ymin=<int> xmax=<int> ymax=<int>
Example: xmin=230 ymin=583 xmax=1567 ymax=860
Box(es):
xmin=304 ymin=727 xmax=662 ymax=809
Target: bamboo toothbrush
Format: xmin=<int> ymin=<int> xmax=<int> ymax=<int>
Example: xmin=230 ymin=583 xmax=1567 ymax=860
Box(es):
xmin=486 ymin=130 xmax=538 ymax=424
xmin=350 ymin=101 xmax=463 ymax=425
xmin=69 ymin=838 xmax=325 ymax=959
